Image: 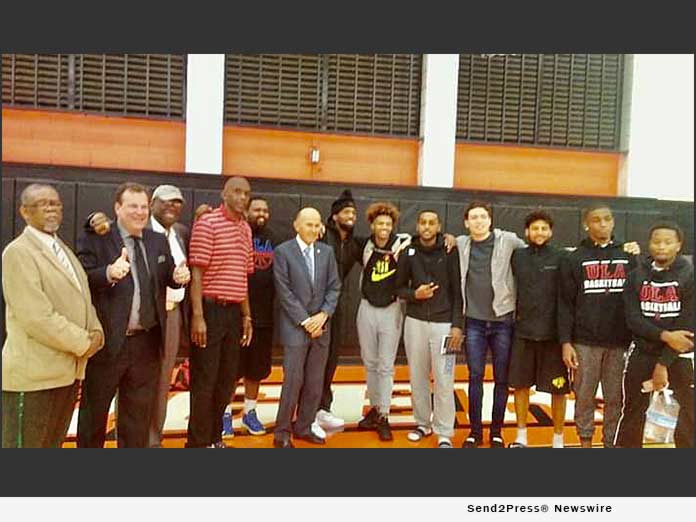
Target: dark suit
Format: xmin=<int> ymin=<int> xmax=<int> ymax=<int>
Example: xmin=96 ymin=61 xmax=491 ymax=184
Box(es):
xmin=272 ymin=238 xmax=340 ymax=442
xmin=76 ymin=225 xmax=178 ymax=447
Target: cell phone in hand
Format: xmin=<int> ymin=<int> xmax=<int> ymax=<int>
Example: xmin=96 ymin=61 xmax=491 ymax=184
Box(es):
xmin=641 ymin=379 xmax=655 ymax=393
xmin=440 ymin=335 xmax=458 ymax=355
xmin=641 ymin=379 xmax=670 ymax=393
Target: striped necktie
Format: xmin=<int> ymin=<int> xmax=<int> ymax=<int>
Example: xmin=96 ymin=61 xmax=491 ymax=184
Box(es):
xmin=52 ymin=240 xmax=79 ymax=286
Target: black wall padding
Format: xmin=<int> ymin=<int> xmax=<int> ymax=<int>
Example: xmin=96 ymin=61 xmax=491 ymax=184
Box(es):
xmin=2 ymin=162 xmax=693 ymax=364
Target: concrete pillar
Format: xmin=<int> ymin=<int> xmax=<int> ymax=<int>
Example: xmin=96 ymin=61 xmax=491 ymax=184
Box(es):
xmin=185 ymin=54 xmax=226 ymax=175
xmin=417 ymin=54 xmax=460 ymax=188
xmin=624 ymin=54 xmax=694 ymax=201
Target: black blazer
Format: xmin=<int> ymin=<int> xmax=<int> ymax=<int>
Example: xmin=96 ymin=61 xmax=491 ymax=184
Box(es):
xmin=77 ymin=226 xmax=178 ymax=360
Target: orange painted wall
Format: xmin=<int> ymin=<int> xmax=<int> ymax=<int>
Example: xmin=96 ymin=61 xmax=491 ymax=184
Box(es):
xmin=2 ymin=108 xmax=622 ymax=196
xmin=455 ymin=142 xmax=621 ymax=196
xmin=222 ymin=126 xmax=419 ymax=186
xmin=1 ymin=108 xmax=185 ymax=172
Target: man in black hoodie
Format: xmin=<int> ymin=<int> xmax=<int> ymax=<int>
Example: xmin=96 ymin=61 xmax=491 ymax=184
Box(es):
xmin=315 ymin=189 xmax=366 ymax=430
xmin=355 ymin=202 xmax=412 ymax=441
xmin=615 ymin=223 xmax=694 ymax=448
xmin=559 ymin=204 xmax=638 ymax=448
xmin=508 ymin=210 xmax=570 ymax=448
xmin=395 ymin=210 xmax=463 ymax=448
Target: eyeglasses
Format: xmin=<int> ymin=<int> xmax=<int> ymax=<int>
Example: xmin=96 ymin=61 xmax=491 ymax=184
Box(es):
xmin=26 ymin=200 xmax=63 ymax=210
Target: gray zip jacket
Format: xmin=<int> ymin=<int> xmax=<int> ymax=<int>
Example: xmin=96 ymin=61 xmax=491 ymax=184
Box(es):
xmin=456 ymin=228 xmax=526 ymax=318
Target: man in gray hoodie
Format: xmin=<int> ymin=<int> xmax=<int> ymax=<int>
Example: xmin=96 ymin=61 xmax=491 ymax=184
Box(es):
xmin=456 ymin=201 xmax=526 ymax=448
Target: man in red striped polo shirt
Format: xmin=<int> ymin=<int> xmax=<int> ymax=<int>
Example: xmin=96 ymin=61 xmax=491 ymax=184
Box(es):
xmin=186 ymin=176 xmax=255 ymax=448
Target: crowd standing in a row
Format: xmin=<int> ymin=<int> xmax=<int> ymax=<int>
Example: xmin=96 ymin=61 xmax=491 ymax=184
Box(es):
xmin=2 ymin=179 xmax=693 ymax=448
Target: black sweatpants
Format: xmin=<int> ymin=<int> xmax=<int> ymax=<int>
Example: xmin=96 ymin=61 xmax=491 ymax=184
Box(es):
xmin=319 ymin=312 xmax=341 ymax=412
xmin=615 ymin=349 xmax=694 ymax=448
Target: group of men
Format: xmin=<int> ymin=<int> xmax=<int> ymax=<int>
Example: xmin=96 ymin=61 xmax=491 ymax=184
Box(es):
xmin=2 ymin=178 xmax=693 ymax=449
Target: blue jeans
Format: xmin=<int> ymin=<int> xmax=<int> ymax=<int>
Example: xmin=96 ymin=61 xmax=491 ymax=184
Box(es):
xmin=465 ymin=317 xmax=514 ymax=439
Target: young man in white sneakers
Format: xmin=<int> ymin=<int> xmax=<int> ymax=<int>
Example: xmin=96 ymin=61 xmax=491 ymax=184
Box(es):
xmin=395 ymin=210 xmax=463 ymax=448
xmin=508 ymin=210 xmax=569 ymax=448
xmin=315 ymin=190 xmax=364 ymax=431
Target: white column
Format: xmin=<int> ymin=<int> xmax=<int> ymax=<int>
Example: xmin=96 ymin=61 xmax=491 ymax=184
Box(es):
xmin=625 ymin=54 xmax=694 ymax=201
xmin=417 ymin=54 xmax=460 ymax=188
xmin=185 ymin=54 xmax=226 ymax=175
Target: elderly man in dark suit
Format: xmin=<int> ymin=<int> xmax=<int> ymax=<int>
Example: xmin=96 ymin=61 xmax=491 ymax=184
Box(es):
xmin=272 ymin=207 xmax=341 ymax=448
xmin=76 ymin=182 xmax=191 ymax=448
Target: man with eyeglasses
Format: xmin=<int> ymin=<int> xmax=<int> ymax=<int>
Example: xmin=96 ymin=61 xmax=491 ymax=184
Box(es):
xmin=2 ymin=184 xmax=104 ymax=448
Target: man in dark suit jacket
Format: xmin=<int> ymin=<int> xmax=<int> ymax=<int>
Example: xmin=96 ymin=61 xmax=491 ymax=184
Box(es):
xmin=272 ymin=207 xmax=341 ymax=448
xmin=76 ymin=182 xmax=191 ymax=448
xmin=83 ymin=184 xmax=191 ymax=447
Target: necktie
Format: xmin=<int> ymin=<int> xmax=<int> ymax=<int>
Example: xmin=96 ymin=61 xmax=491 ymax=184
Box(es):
xmin=52 ymin=240 xmax=79 ymax=287
xmin=303 ymin=246 xmax=314 ymax=284
xmin=131 ymin=236 xmax=157 ymax=330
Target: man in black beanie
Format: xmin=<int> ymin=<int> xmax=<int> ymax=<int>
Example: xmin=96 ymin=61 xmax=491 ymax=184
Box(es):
xmin=315 ymin=189 xmax=367 ymax=430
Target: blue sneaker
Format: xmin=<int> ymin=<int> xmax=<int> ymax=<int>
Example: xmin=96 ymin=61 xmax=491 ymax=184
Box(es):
xmin=241 ymin=409 xmax=266 ymax=435
xmin=221 ymin=411 xmax=234 ymax=438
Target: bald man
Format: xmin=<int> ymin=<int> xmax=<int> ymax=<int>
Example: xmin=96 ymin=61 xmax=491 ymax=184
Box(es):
xmin=272 ymin=208 xmax=341 ymax=447
xmin=186 ymin=176 xmax=254 ymax=448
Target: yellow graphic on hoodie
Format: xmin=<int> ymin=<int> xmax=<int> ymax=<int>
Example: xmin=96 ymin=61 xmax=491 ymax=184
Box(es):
xmin=371 ymin=256 xmax=396 ymax=283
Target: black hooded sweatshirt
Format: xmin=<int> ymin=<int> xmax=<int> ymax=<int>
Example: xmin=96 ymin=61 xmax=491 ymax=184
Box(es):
xmin=511 ymin=242 xmax=566 ymax=341
xmin=321 ymin=219 xmax=366 ymax=283
xmin=623 ymin=255 xmax=694 ymax=367
xmin=558 ymin=237 xmax=637 ymax=348
xmin=395 ymin=234 xmax=464 ymax=328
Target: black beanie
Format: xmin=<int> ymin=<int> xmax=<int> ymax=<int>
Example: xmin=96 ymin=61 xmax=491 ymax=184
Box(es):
xmin=330 ymin=189 xmax=356 ymax=216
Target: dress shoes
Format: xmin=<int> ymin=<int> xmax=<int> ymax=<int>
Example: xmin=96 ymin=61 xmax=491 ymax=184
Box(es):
xmin=273 ymin=438 xmax=295 ymax=448
xmin=295 ymin=432 xmax=326 ymax=445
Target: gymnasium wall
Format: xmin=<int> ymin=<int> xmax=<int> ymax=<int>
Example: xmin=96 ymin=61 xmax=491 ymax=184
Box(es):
xmin=3 ymin=162 xmax=691 ymax=363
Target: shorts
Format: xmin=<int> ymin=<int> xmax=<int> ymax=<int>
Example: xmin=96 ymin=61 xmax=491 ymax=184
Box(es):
xmin=237 ymin=327 xmax=273 ymax=382
xmin=508 ymin=337 xmax=570 ymax=394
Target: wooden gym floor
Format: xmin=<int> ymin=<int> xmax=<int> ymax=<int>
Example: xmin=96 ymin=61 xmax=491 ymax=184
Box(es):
xmin=62 ymin=365 xmax=671 ymax=449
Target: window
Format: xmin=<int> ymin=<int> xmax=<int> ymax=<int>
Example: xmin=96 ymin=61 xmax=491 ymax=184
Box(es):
xmin=2 ymin=54 xmax=186 ymax=119
xmin=456 ymin=54 xmax=625 ymax=150
xmin=224 ymin=54 xmax=422 ymax=137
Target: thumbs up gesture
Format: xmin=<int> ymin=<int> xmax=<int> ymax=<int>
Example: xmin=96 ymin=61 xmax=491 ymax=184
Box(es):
xmin=173 ymin=260 xmax=191 ymax=285
xmin=108 ymin=247 xmax=131 ymax=282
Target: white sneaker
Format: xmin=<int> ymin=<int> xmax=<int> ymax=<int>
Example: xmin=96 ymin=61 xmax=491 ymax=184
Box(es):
xmin=315 ymin=409 xmax=345 ymax=430
xmin=310 ymin=421 xmax=326 ymax=439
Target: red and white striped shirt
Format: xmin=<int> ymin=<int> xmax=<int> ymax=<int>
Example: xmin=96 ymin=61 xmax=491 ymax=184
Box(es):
xmin=188 ymin=204 xmax=254 ymax=302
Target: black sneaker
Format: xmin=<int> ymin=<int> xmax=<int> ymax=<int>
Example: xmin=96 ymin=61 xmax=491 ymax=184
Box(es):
xmin=462 ymin=435 xmax=481 ymax=448
xmin=490 ymin=436 xmax=505 ymax=448
xmin=376 ymin=415 xmax=393 ymax=441
xmin=357 ymin=407 xmax=380 ymax=430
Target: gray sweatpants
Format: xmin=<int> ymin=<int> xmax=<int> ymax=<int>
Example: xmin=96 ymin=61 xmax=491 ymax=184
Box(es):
xmin=404 ymin=317 xmax=456 ymax=438
xmin=573 ymin=343 xmax=626 ymax=446
xmin=357 ymin=299 xmax=403 ymax=414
